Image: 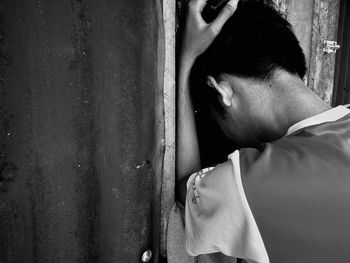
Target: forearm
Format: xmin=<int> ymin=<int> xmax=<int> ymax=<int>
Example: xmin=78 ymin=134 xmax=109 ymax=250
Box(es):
xmin=176 ymin=57 xmax=201 ymax=182
xmin=175 ymin=0 xmax=237 ymax=202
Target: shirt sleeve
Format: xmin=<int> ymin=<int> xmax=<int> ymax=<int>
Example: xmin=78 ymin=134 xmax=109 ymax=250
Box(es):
xmin=184 ymin=150 xmax=270 ymax=263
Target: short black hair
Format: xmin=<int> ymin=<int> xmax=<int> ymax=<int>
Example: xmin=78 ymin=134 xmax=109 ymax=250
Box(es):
xmin=190 ymin=0 xmax=307 ymax=116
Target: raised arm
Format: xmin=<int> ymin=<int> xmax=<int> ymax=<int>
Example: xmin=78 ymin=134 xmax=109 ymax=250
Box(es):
xmin=176 ymin=0 xmax=238 ymax=204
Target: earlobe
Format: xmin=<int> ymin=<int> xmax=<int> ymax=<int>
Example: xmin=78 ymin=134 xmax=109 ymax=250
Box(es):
xmin=221 ymin=90 xmax=233 ymax=107
xmin=206 ymin=76 xmax=216 ymax=89
xmin=207 ymin=76 xmax=233 ymax=107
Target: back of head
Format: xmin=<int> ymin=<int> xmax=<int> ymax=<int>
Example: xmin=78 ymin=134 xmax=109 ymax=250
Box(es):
xmin=190 ymin=0 xmax=307 ymax=115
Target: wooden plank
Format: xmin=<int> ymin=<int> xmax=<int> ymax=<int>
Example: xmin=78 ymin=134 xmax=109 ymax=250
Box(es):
xmin=272 ymin=0 xmax=315 ymax=83
xmin=308 ymin=0 xmax=341 ymax=104
xmin=160 ymin=0 xmax=176 ymax=258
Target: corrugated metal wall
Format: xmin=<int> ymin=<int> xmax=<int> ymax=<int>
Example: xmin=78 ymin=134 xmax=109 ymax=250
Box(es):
xmin=0 ymin=0 xmax=165 ymax=262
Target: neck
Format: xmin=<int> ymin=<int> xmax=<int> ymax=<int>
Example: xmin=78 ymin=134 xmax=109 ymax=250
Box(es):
xmin=266 ymin=72 xmax=331 ymax=139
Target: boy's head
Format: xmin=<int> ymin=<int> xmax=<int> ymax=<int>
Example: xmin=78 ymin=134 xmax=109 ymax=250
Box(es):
xmin=190 ymin=0 xmax=307 ymax=147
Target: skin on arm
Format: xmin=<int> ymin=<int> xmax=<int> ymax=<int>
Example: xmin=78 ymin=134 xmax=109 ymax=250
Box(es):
xmin=176 ymin=0 xmax=239 ymax=205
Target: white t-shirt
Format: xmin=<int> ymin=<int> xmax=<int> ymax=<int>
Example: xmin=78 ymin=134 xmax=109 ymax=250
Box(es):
xmin=185 ymin=105 xmax=350 ymax=263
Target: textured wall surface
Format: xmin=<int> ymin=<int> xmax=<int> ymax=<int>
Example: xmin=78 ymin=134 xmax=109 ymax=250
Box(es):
xmin=275 ymin=0 xmax=341 ymax=104
xmin=0 ymin=0 xmax=164 ymax=262
xmin=272 ymin=0 xmax=315 ymax=78
xmin=308 ymin=0 xmax=340 ymax=104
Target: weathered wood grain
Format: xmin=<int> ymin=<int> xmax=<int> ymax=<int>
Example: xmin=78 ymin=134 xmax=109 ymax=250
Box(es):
xmin=273 ymin=0 xmax=340 ymax=103
xmin=160 ymin=0 xmax=176 ymax=257
xmin=308 ymin=0 xmax=340 ymax=104
xmin=272 ymin=0 xmax=315 ymax=82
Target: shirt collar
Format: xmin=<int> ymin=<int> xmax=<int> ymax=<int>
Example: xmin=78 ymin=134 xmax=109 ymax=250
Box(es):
xmin=285 ymin=105 xmax=350 ymax=136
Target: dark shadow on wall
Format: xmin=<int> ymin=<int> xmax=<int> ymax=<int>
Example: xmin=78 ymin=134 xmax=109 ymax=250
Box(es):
xmin=333 ymin=0 xmax=350 ymax=106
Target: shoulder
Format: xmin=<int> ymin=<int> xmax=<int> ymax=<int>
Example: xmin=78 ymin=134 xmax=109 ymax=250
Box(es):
xmin=185 ymin=154 xmax=243 ymax=209
xmin=184 ymin=151 xmax=269 ymax=261
xmin=177 ymin=163 xmax=233 ymax=206
xmin=186 ymin=159 xmax=235 ymax=190
xmin=194 ymin=150 xmax=241 ymax=179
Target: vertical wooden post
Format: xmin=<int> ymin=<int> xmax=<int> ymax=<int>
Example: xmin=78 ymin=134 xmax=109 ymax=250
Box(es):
xmin=160 ymin=0 xmax=176 ymax=258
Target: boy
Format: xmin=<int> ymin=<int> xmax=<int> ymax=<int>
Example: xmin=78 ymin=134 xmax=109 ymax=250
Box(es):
xmin=176 ymin=0 xmax=350 ymax=262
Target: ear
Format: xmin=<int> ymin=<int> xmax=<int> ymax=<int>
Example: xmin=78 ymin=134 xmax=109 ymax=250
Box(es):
xmin=206 ymin=76 xmax=233 ymax=107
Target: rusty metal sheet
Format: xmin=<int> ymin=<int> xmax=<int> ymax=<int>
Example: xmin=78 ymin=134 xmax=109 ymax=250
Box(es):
xmin=0 ymin=0 xmax=163 ymax=262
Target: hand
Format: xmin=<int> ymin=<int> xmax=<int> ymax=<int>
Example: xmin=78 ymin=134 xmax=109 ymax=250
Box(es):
xmin=180 ymin=0 xmax=239 ymax=64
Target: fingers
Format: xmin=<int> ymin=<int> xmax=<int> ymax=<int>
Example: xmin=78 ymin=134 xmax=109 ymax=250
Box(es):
xmin=209 ymin=0 xmax=239 ymax=35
